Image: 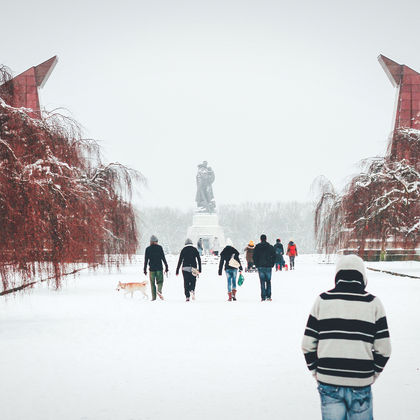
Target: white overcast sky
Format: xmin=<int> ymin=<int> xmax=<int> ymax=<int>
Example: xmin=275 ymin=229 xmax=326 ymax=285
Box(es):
xmin=1 ymin=0 xmax=419 ymax=209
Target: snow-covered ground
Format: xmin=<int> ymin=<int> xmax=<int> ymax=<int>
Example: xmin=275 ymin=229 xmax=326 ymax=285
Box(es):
xmin=1 ymin=255 xmax=419 ymax=420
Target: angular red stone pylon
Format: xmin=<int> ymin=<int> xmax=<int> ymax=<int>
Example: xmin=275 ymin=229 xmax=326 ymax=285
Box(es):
xmin=379 ymin=54 xmax=420 ymax=131
xmin=2 ymin=56 xmax=57 ymax=118
xmin=378 ymin=54 xmax=420 ymax=161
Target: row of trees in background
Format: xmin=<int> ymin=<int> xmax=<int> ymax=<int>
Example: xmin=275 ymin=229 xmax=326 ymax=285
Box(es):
xmin=138 ymin=202 xmax=316 ymax=254
xmin=137 ymin=207 xmax=193 ymax=253
xmin=219 ymin=202 xmax=315 ymax=253
xmin=314 ymin=129 xmax=419 ymax=258
xmin=0 ymin=67 xmax=141 ymax=292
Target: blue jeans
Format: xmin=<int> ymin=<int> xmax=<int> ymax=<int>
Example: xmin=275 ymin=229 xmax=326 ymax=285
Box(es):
xmin=257 ymin=267 xmax=272 ymax=300
xmin=318 ymin=383 xmax=373 ymax=420
xmin=225 ymin=269 xmax=237 ymax=292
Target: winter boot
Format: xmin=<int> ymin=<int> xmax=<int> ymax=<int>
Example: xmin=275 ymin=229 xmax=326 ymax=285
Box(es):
xmin=228 ymin=292 xmax=232 ymax=301
xmin=232 ymin=289 xmax=237 ymax=301
xmin=186 ymin=297 xmax=190 ymax=302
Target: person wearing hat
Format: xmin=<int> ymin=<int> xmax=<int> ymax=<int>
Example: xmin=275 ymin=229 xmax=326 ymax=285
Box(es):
xmin=244 ymin=240 xmax=256 ymax=271
xmin=273 ymin=238 xmax=285 ymax=271
xmin=176 ymin=238 xmax=202 ymax=302
xmin=144 ymin=235 xmax=169 ymax=301
xmin=302 ymin=254 xmax=391 ymax=420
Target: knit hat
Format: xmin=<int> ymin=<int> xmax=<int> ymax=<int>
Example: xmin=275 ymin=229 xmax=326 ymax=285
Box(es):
xmin=150 ymin=235 xmax=158 ymax=243
xmin=335 ymin=254 xmax=368 ymax=286
xmin=185 ymin=238 xmax=193 ymax=245
xmin=248 ymin=240 xmax=254 ymax=246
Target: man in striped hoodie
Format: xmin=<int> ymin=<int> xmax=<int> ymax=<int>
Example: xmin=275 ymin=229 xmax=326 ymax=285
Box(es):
xmin=302 ymin=254 xmax=391 ymax=420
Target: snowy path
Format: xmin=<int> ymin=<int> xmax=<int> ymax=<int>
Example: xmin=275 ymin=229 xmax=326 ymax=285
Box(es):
xmin=1 ymin=256 xmax=419 ymax=420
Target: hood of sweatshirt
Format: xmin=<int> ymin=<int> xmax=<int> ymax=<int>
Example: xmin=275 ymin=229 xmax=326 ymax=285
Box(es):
xmin=335 ymin=254 xmax=368 ymax=287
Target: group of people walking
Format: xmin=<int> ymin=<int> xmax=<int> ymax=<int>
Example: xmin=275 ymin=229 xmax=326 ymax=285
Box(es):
xmin=245 ymin=238 xmax=298 ymax=271
xmin=144 ymin=236 xmax=392 ymax=419
xmin=143 ymin=234 xmax=298 ymax=302
xmin=144 ymin=235 xmax=392 ymax=419
xmin=144 ymin=236 xmax=203 ymax=301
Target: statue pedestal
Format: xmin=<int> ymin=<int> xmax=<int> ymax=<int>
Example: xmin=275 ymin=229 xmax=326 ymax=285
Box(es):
xmin=187 ymin=213 xmax=225 ymax=252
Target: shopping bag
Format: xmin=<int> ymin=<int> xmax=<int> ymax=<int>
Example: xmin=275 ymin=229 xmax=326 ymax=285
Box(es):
xmin=238 ymin=273 xmax=244 ymax=286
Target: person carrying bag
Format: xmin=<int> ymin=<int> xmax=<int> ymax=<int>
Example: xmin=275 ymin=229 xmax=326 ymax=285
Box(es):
xmin=176 ymin=238 xmax=202 ymax=302
xmin=218 ymin=240 xmax=243 ymax=301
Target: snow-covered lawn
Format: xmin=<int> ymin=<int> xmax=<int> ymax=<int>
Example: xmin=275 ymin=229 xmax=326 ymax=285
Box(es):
xmin=367 ymin=260 xmax=420 ymax=277
xmin=1 ymin=256 xmax=419 ymax=420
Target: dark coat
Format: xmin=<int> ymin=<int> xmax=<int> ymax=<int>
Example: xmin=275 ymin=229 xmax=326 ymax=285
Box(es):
xmin=274 ymin=242 xmax=285 ymax=263
xmin=218 ymin=245 xmax=243 ymax=275
xmin=176 ymin=245 xmax=202 ymax=275
xmin=253 ymin=241 xmax=275 ymax=268
xmin=144 ymin=244 xmax=169 ymax=273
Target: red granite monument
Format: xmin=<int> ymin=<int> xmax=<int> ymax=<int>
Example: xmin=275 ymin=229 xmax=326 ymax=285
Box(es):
xmin=2 ymin=56 xmax=57 ymax=119
xmin=315 ymin=55 xmax=419 ymax=261
xmin=379 ymin=54 xmax=420 ymax=162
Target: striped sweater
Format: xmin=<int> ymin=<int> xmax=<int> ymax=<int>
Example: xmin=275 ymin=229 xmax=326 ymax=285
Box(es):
xmin=302 ymin=271 xmax=391 ymax=387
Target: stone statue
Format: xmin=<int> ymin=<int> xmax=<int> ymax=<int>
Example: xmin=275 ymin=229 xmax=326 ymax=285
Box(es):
xmin=195 ymin=161 xmax=216 ymax=213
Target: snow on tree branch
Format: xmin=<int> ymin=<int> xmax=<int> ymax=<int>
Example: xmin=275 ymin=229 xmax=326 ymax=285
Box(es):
xmin=313 ymin=129 xmax=419 ymax=256
xmin=0 ymin=87 xmax=144 ymax=292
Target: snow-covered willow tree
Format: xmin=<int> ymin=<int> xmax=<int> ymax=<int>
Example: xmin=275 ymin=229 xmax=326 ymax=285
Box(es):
xmin=313 ymin=176 xmax=344 ymax=255
xmin=0 ymin=69 xmax=142 ymax=292
xmin=314 ymin=129 xmax=419 ymax=258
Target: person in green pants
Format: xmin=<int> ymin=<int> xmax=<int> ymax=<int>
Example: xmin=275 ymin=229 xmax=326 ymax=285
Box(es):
xmin=144 ymin=235 xmax=169 ymax=300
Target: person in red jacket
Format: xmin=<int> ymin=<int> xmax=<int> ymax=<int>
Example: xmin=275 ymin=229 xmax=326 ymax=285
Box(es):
xmin=286 ymin=240 xmax=298 ymax=270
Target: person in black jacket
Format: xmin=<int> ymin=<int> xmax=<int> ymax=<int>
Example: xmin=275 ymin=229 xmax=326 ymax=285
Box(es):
xmin=144 ymin=235 xmax=169 ymax=301
xmin=218 ymin=240 xmax=243 ymax=301
xmin=253 ymin=234 xmax=275 ymax=301
xmin=176 ymin=238 xmax=202 ymax=302
xmin=273 ymin=238 xmax=285 ymax=271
